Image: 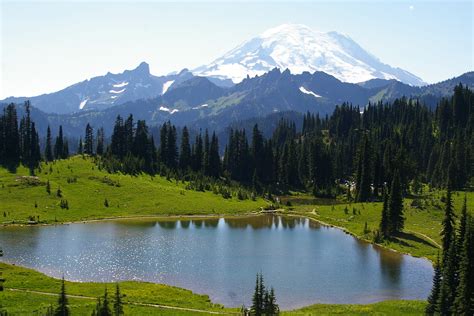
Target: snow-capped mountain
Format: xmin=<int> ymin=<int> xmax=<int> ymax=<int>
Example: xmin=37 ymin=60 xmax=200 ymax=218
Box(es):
xmin=2 ymin=62 xmax=193 ymax=114
xmin=193 ymin=24 xmax=425 ymax=86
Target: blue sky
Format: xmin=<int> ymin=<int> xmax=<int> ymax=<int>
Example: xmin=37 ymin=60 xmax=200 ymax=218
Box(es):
xmin=1 ymin=0 xmax=472 ymax=98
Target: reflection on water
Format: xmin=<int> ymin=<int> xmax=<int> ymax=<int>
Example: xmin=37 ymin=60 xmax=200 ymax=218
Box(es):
xmin=0 ymin=215 xmax=433 ymax=310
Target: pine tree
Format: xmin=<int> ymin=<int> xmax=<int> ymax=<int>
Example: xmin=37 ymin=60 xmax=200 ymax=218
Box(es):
xmin=258 ymin=273 xmax=265 ymax=313
xmin=208 ymin=132 xmax=220 ymax=178
xmin=179 ymin=126 xmax=191 ymax=171
xmin=441 ymin=189 xmax=456 ymax=263
xmin=96 ymin=128 xmax=105 ymax=156
xmin=78 ymin=137 xmax=83 ymax=154
xmin=356 ymin=134 xmax=372 ymax=202
xmin=45 ymin=126 xmax=54 ymax=162
xmin=453 ymin=215 xmax=473 ymax=315
xmin=113 ymin=283 xmax=124 ymax=315
xmin=388 ymin=170 xmax=404 ymax=235
xmin=438 ymin=237 xmax=457 ymax=314
xmin=54 ymin=277 xmax=69 ymax=316
xmin=426 ymin=253 xmax=441 ymax=315
xmin=84 ymin=123 xmax=94 ymax=155
xmin=251 ymin=273 xmax=262 ymax=316
xmin=54 ymin=126 xmax=65 ymax=159
xmin=379 ymin=188 xmax=390 ymax=238
xmin=0 ymin=104 xmax=20 ymax=170
xmin=100 ymin=288 xmax=112 ymax=316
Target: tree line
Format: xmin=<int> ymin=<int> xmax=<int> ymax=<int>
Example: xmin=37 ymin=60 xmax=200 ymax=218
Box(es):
xmin=1 ymin=85 xmax=472 ymax=199
xmin=426 ymin=191 xmax=473 ymax=315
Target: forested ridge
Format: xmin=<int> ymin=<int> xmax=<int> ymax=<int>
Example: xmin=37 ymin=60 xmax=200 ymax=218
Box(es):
xmin=1 ymin=84 xmax=472 ymax=197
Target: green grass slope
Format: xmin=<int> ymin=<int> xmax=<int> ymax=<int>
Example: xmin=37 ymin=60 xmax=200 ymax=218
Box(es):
xmin=287 ymin=191 xmax=474 ymax=261
xmin=0 ymin=262 xmax=235 ymax=315
xmin=0 ymin=156 xmax=264 ymax=224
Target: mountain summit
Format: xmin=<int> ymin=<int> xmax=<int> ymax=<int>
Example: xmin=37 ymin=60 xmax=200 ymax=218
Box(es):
xmin=193 ymin=24 xmax=425 ymax=86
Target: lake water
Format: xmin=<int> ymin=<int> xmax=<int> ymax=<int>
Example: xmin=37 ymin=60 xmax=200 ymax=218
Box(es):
xmin=0 ymin=215 xmax=433 ymax=309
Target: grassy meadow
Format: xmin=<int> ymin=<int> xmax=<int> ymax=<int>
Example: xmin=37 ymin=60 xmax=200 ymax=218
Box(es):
xmin=0 ymin=262 xmax=427 ymax=315
xmin=0 ymin=156 xmax=265 ymax=224
xmin=284 ymin=190 xmax=473 ymax=261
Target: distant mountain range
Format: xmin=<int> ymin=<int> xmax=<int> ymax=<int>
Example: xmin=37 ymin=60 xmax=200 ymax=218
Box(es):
xmin=3 ymin=69 xmax=472 ymax=140
xmin=2 ymin=62 xmax=195 ymax=114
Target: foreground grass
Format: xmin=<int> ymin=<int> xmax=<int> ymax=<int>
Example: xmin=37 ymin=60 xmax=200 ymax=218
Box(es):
xmin=284 ymin=300 xmax=426 ymax=315
xmin=0 ymin=262 xmax=235 ymax=315
xmin=286 ymin=190 xmax=474 ymax=261
xmin=0 ymin=262 xmax=426 ymax=315
xmin=0 ymin=156 xmax=264 ymax=224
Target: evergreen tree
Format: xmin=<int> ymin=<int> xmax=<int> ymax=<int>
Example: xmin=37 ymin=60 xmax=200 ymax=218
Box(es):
xmin=251 ymin=273 xmax=262 ymax=316
xmin=438 ymin=237 xmax=458 ymax=315
xmin=45 ymin=126 xmax=54 ymax=162
xmin=78 ymin=137 xmax=83 ymax=154
xmin=54 ymin=126 xmax=65 ymax=159
xmin=441 ymin=189 xmax=456 ymax=263
xmin=388 ymin=170 xmax=404 ymax=235
xmin=54 ymin=277 xmax=69 ymax=316
xmin=99 ymin=288 xmax=112 ymax=316
xmin=96 ymin=128 xmax=105 ymax=156
xmin=356 ymin=134 xmax=372 ymax=202
xmin=453 ymin=216 xmax=473 ymax=315
xmin=113 ymin=283 xmax=124 ymax=316
xmin=84 ymin=123 xmax=94 ymax=155
xmin=426 ymin=253 xmax=442 ymax=315
xmin=1 ymin=104 xmax=20 ymax=170
xmin=379 ymin=188 xmax=390 ymax=238
xmin=179 ymin=126 xmax=191 ymax=171
xmin=208 ymin=132 xmax=220 ymax=177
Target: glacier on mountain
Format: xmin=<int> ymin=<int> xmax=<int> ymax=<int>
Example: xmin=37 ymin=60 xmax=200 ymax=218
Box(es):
xmin=193 ymin=24 xmax=425 ymax=86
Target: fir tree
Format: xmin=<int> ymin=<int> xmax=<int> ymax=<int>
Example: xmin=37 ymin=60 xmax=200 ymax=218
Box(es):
xmin=441 ymin=189 xmax=456 ymax=263
xmin=438 ymin=238 xmax=458 ymax=315
xmin=99 ymin=288 xmax=112 ymax=316
xmin=453 ymin=216 xmax=473 ymax=315
xmin=251 ymin=273 xmax=262 ymax=316
xmin=54 ymin=126 xmax=64 ymax=159
xmin=54 ymin=277 xmax=69 ymax=316
xmin=113 ymin=283 xmax=124 ymax=315
xmin=78 ymin=137 xmax=83 ymax=154
xmin=388 ymin=170 xmax=404 ymax=235
xmin=379 ymin=188 xmax=390 ymax=238
xmin=96 ymin=128 xmax=105 ymax=156
xmin=84 ymin=123 xmax=94 ymax=155
xmin=426 ymin=253 xmax=441 ymax=315
xmin=355 ymin=134 xmax=372 ymax=202
xmin=179 ymin=126 xmax=191 ymax=171
xmin=45 ymin=126 xmax=54 ymax=162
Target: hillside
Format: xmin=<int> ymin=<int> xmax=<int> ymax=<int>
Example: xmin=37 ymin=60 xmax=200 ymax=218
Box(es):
xmin=0 ymin=156 xmax=264 ymax=224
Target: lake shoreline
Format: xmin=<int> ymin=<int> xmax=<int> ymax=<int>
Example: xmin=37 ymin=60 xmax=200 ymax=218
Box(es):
xmin=0 ymin=208 xmax=436 ymax=264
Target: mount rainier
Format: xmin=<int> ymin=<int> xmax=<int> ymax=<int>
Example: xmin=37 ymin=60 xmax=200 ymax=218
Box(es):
xmin=193 ymin=24 xmax=425 ymax=86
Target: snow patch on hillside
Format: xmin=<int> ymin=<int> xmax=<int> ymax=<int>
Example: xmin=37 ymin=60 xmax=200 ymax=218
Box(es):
xmin=162 ymin=80 xmax=175 ymax=94
xmin=79 ymin=99 xmax=88 ymax=109
xmin=192 ymin=103 xmax=209 ymax=110
xmin=113 ymin=81 xmax=129 ymax=88
xmin=299 ymin=86 xmax=321 ymax=98
xmin=159 ymin=106 xmax=179 ymax=114
xmin=109 ymin=88 xmax=126 ymax=94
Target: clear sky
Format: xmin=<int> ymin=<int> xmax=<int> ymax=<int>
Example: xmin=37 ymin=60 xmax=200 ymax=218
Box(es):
xmin=1 ymin=0 xmax=473 ymax=98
